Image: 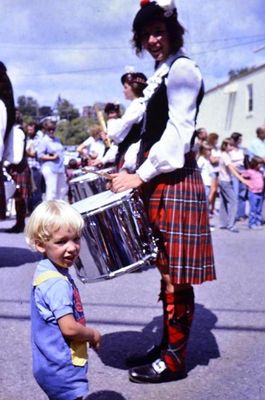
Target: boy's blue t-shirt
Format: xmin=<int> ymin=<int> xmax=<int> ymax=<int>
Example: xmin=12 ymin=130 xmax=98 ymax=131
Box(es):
xmin=31 ymin=258 xmax=89 ymax=400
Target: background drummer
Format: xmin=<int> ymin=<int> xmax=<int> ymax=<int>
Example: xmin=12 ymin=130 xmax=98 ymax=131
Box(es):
xmin=90 ymin=72 xmax=147 ymax=171
xmin=77 ymin=124 xmax=109 ymax=164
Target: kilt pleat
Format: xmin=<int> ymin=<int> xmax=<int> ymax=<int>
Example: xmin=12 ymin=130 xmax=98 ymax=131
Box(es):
xmin=11 ymin=165 xmax=32 ymax=199
xmin=145 ymin=152 xmax=216 ymax=285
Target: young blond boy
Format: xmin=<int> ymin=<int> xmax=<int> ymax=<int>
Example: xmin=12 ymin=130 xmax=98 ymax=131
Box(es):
xmin=25 ymin=200 xmax=101 ymax=400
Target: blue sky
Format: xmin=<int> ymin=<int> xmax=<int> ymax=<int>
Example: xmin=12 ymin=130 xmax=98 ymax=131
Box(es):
xmin=1 ymin=0 xmax=265 ymax=111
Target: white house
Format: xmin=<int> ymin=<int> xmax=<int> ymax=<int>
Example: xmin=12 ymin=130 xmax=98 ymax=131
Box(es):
xmin=197 ymin=62 xmax=265 ymax=146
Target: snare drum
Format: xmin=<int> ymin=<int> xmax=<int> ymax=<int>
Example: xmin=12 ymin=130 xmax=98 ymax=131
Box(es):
xmin=72 ymin=190 xmax=158 ymax=282
xmin=69 ymin=167 xmax=113 ymax=202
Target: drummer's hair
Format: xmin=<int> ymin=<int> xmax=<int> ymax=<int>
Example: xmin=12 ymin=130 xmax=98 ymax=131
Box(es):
xmin=25 ymin=200 xmax=84 ymax=249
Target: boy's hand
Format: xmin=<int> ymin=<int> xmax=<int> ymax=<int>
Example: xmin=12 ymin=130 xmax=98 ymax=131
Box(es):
xmin=90 ymin=328 xmax=101 ymax=350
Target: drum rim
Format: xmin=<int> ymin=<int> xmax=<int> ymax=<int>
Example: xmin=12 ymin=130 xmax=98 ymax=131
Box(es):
xmin=72 ymin=189 xmax=133 ymax=214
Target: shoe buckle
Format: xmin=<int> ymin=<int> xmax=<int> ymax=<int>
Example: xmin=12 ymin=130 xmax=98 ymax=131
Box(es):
xmin=152 ymin=358 xmax=167 ymax=374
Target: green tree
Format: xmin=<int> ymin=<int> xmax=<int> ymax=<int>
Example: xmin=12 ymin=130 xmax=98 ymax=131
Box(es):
xmin=17 ymin=95 xmax=39 ymax=118
xmin=55 ymin=96 xmax=80 ymax=121
xmin=56 ymin=117 xmax=95 ymax=145
xmin=39 ymin=106 xmax=52 ymax=119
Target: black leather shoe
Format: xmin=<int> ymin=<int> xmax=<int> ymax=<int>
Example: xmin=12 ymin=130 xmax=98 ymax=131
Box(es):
xmin=126 ymin=345 xmax=162 ymax=367
xmin=5 ymin=224 xmax=25 ymax=233
xmin=129 ymin=358 xmax=187 ymax=384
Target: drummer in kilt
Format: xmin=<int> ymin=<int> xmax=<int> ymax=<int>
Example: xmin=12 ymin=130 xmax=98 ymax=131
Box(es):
xmin=5 ymin=111 xmax=31 ymax=233
xmin=110 ymin=0 xmax=216 ymax=383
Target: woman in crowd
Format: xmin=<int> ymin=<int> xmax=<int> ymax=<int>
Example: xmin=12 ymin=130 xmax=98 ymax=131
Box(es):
xmin=110 ymin=0 xmax=216 ymax=384
xmin=38 ymin=120 xmax=67 ymax=201
xmin=218 ymin=138 xmax=250 ymax=232
xmin=230 ymin=131 xmax=248 ymax=221
xmin=0 ymin=61 xmax=16 ymax=219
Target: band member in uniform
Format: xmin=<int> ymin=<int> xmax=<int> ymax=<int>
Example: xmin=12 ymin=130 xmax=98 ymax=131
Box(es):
xmin=110 ymin=0 xmax=216 ymax=383
xmin=0 ymin=61 xmax=16 ymax=219
xmin=108 ymin=72 xmax=147 ymax=170
xmin=91 ymin=72 xmax=148 ymax=170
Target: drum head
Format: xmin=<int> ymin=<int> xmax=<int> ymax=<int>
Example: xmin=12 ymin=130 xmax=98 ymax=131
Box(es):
xmin=72 ymin=189 xmax=132 ymax=215
xmin=69 ymin=171 xmax=98 ymax=184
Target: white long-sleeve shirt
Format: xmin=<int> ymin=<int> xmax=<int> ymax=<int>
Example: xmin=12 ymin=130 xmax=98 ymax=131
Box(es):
xmin=3 ymin=124 xmax=25 ymax=164
xmin=0 ymin=100 xmax=7 ymax=160
xmin=136 ymin=51 xmax=203 ymax=183
xmin=107 ymin=98 xmax=145 ymax=144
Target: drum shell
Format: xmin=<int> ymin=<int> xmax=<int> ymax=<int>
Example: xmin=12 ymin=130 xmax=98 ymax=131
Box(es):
xmin=69 ymin=168 xmax=113 ymax=202
xmin=4 ymin=171 xmax=16 ymax=200
xmin=73 ymin=190 xmax=157 ymax=283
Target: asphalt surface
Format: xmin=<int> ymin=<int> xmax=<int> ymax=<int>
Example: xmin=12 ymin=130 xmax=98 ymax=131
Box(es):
xmin=0 ymin=214 xmax=264 ymax=400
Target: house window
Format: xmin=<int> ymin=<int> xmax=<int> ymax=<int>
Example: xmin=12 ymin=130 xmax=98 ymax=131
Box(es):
xmin=247 ymin=83 xmax=253 ymax=113
xmin=225 ymin=92 xmax=236 ymax=131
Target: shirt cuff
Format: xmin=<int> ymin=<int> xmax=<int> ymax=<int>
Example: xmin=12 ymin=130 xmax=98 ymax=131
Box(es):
xmin=136 ymin=158 xmax=159 ymax=182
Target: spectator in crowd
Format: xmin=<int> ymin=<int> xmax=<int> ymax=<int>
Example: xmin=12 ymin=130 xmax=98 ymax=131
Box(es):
xmin=25 ymin=200 xmax=101 ymax=400
xmin=230 ymin=132 xmax=248 ymax=221
xmin=26 ymin=122 xmax=44 ymax=212
xmin=0 ymin=61 xmax=16 ymax=219
xmin=38 ymin=120 xmax=68 ymax=201
xmin=194 ymin=127 xmax=208 ymax=154
xmin=248 ymin=125 xmax=265 ymax=163
xmin=5 ymin=111 xmax=31 ymax=233
xmin=242 ymin=156 xmax=264 ymax=230
xmin=218 ymin=138 xmax=250 ymax=233
xmin=197 ymin=142 xmax=214 ymax=201
xmin=207 ymin=132 xmax=221 ymax=215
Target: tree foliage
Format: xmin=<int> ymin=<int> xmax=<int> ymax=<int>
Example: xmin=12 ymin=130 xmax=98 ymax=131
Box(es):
xmin=15 ymin=94 xmax=125 ymax=145
xmin=228 ymin=67 xmax=255 ymax=80
xmin=54 ymin=96 xmax=80 ymax=121
xmin=17 ymin=95 xmax=39 ymax=118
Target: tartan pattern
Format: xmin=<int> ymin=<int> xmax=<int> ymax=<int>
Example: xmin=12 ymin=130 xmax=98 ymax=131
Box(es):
xmin=162 ymin=288 xmax=194 ymax=372
xmin=11 ymin=165 xmax=32 ymax=199
xmin=145 ymin=152 xmax=216 ymax=285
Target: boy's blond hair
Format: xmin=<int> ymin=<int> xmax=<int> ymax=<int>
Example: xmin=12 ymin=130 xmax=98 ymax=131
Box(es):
xmin=25 ymin=200 xmax=84 ymax=249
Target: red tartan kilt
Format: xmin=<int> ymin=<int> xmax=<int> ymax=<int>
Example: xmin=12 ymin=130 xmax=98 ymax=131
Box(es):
xmin=143 ymin=152 xmax=216 ymax=285
xmin=11 ymin=165 xmax=32 ymax=199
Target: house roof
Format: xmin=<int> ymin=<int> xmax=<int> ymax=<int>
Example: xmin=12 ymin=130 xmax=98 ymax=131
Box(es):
xmin=206 ymin=61 xmax=265 ymax=94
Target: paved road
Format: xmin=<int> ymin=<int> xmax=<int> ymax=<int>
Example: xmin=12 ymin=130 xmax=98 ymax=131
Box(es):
xmin=0 ymin=215 xmax=264 ymax=400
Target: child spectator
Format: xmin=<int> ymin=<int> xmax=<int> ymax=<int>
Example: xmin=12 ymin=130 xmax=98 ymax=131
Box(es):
xmin=242 ymin=156 xmax=264 ymax=229
xmin=197 ymin=143 xmax=214 ymax=201
xmin=25 ymin=200 xmax=101 ymax=400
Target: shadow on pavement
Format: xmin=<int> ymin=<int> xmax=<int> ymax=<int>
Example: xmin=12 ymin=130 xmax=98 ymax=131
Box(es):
xmin=86 ymin=391 xmax=126 ymax=400
xmin=97 ymin=303 xmax=220 ymax=372
xmin=0 ymin=247 xmax=41 ymax=267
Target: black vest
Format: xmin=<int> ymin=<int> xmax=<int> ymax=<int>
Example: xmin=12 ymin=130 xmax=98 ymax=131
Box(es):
xmin=115 ymin=120 xmax=143 ymax=167
xmin=137 ymin=56 xmax=204 ymax=167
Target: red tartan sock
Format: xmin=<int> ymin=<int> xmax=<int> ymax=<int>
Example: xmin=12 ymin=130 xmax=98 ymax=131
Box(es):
xmin=158 ymin=280 xmax=169 ymax=349
xmin=162 ymin=287 xmax=194 ymax=372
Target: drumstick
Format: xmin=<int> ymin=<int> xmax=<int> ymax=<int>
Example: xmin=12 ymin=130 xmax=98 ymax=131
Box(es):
xmin=95 ymin=106 xmax=112 ymax=148
xmin=88 ymin=170 xmax=113 ymax=180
